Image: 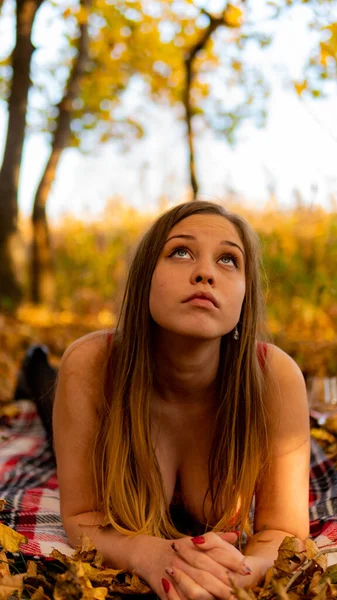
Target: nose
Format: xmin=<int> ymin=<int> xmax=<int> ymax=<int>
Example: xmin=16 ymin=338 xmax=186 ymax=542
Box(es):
xmin=191 ymin=261 xmax=215 ymax=286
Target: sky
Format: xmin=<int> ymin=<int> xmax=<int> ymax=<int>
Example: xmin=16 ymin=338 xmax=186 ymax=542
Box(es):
xmin=0 ymin=0 xmax=337 ymax=222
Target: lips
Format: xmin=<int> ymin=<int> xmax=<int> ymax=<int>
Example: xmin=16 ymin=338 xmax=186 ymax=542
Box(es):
xmin=183 ymin=292 xmax=219 ymax=308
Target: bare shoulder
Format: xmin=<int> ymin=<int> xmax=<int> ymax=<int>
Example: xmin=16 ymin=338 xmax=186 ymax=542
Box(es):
xmin=264 ymin=342 xmax=305 ymax=383
xmin=54 ymin=330 xmax=112 ymax=422
xmin=60 ymin=329 xmax=111 ymax=372
xmin=262 ymin=343 xmax=310 ymax=451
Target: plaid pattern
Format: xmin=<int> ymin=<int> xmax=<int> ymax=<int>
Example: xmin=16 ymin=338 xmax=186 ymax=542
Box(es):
xmin=0 ymin=400 xmax=71 ymax=556
xmin=1 ymin=401 xmax=337 ymax=561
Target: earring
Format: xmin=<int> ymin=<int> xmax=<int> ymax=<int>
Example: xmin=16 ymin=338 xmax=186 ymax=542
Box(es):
xmin=233 ymin=326 xmax=239 ymax=340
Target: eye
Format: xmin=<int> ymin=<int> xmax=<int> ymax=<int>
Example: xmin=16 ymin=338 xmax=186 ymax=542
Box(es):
xmin=168 ymin=246 xmax=191 ymax=259
xmin=218 ymin=253 xmax=239 ymax=268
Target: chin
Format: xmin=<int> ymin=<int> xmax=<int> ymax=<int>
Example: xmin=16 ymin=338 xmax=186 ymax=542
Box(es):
xmin=157 ymin=321 xmax=227 ymax=341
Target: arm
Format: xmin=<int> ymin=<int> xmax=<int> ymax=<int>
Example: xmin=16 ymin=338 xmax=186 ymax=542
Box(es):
xmin=53 ymin=331 xmax=154 ymax=572
xmin=238 ymin=344 xmax=310 ymax=586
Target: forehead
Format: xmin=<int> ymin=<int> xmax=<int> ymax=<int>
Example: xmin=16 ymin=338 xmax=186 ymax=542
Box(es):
xmin=168 ymin=214 xmax=242 ymax=244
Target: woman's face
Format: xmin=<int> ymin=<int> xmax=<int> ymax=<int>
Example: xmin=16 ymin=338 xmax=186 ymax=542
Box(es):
xmin=149 ymin=214 xmax=246 ymax=340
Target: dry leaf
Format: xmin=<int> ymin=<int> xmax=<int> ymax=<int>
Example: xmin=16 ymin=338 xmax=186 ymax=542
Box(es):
xmin=305 ymin=539 xmax=327 ymax=571
xmin=30 ymin=587 xmax=46 ymax=600
xmin=324 ymin=415 xmax=337 ymax=435
xmin=231 ymin=577 xmax=252 ymax=600
xmin=311 ymin=428 xmax=336 ymax=445
xmin=0 ymin=573 xmax=24 ymax=600
xmin=26 ymin=560 xmax=38 ymax=577
xmin=0 ymin=523 xmax=28 ymax=552
xmin=0 ymin=551 xmax=10 ymax=578
xmin=272 ymin=580 xmax=291 ymax=600
xmin=274 ymin=537 xmax=304 ymax=574
xmin=108 ymin=571 xmax=151 ymax=594
xmin=0 ymin=404 xmax=19 ymax=420
xmin=81 ymin=563 xmax=123 ymax=584
xmin=82 ymin=587 xmax=108 ymax=599
xmin=73 ymin=533 xmax=104 ymax=567
xmin=308 ymin=571 xmax=326 ymax=595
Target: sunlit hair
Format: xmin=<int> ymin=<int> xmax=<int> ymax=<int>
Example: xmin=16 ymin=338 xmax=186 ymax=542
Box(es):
xmin=93 ymin=200 xmax=270 ymax=538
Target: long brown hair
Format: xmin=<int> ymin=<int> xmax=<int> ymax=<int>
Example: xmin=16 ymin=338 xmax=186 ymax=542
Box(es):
xmin=93 ymin=200 xmax=270 ymax=538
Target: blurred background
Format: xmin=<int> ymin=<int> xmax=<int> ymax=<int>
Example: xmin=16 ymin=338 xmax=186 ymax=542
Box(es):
xmin=0 ymin=0 xmax=337 ymax=399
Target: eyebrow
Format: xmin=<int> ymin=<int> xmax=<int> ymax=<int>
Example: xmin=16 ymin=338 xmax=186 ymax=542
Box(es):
xmin=165 ymin=234 xmax=245 ymax=258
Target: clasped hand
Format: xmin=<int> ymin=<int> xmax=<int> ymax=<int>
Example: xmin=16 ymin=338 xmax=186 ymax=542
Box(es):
xmin=144 ymin=531 xmax=251 ymax=600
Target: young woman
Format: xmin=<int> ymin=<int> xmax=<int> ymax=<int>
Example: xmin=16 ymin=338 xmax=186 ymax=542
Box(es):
xmin=53 ymin=200 xmax=310 ymax=600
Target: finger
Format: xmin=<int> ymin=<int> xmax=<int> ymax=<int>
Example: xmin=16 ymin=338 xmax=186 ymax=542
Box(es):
xmin=215 ymin=532 xmax=240 ymax=545
xmin=188 ymin=534 xmax=249 ymax=575
xmin=166 ymin=565 xmax=234 ymax=600
xmin=170 ymin=542 xmax=232 ymax=584
xmin=165 ymin=566 xmax=214 ymax=600
xmin=161 ymin=577 xmax=183 ymax=600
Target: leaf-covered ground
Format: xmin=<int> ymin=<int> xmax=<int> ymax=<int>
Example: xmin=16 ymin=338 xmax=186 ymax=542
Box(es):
xmin=1 ymin=516 xmax=337 ymax=600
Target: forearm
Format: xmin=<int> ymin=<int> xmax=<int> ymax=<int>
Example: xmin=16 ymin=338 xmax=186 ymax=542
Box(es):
xmin=63 ymin=511 xmax=157 ymax=574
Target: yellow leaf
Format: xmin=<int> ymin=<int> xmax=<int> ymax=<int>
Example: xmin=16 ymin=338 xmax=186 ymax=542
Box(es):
xmin=310 ymin=427 xmax=335 ymax=445
xmin=82 ymin=588 xmax=108 ymax=600
xmin=294 ymin=80 xmax=307 ymax=96
xmin=0 ymin=523 xmax=27 ymax=553
xmin=0 ymin=573 xmax=24 ymax=600
xmin=305 ymin=538 xmax=327 ymax=571
xmin=224 ymin=4 xmax=244 ymax=27
xmin=0 ymin=404 xmax=19 ymax=419
xmin=0 ymin=551 xmax=10 ymax=577
xmin=76 ymin=5 xmax=89 ymax=25
xmin=73 ymin=533 xmax=104 ymax=567
xmin=30 ymin=587 xmax=45 ymax=600
xmin=272 ymin=580 xmax=291 ymax=600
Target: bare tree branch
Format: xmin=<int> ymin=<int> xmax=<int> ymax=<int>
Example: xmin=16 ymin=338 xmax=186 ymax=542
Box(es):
xmin=183 ymin=9 xmax=227 ymax=200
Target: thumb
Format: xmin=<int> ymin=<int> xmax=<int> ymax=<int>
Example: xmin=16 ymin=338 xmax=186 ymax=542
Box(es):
xmin=215 ymin=531 xmax=240 ymax=544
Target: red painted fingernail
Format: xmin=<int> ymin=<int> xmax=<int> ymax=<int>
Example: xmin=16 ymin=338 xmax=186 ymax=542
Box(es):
xmin=162 ymin=578 xmax=170 ymax=593
xmin=165 ymin=567 xmax=175 ymax=577
xmin=191 ymin=535 xmax=205 ymax=544
xmin=241 ymin=564 xmax=252 ymax=575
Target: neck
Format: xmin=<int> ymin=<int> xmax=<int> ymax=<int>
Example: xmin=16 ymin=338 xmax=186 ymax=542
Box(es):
xmin=153 ymin=329 xmax=221 ymax=405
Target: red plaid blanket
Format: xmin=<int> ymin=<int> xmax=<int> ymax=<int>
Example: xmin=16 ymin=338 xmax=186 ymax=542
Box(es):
xmin=1 ymin=401 xmax=337 ymax=562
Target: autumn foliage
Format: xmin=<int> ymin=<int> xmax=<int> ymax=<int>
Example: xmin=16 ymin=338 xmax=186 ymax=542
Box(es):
xmin=10 ymin=200 xmax=337 ymax=377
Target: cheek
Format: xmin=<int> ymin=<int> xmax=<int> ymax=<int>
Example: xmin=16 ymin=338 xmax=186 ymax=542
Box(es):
xmin=149 ymin=272 xmax=168 ymax=317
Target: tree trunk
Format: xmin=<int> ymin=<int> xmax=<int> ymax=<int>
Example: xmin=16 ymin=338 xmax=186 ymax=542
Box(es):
xmin=183 ymin=58 xmax=199 ymax=200
xmin=31 ymin=0 xmax=90 ymax=304
xmin=183 ymin=9 xmax=228 ymax=201
xmin=0 ymin=0 xmax=44 ymax=308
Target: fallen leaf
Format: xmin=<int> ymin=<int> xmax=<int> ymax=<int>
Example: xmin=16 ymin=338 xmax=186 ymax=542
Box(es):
xmin=73 ymin=534 xmax=104 ymax=567
xmin=0 ymin=573 xmax=24 ymax=600
xmin=26 ymin=561 xmax=38 ymax=577
xmin=274 ymin=537 xmax=303 ymax=574
xmin=82 ymin=587 xmax=107 ymax=599
xmin=311 ymin=428 xmax=336 ymax=445
xmin=272 ymin=580 xmax=290 ymax=600
xmin=323 ymin=563 xmax=337 ymax=585
xmin=0 ymin=551 xmax=10 ymax=577
xmin=30 ymin=587 xmax=46 ymax=600
xmin=0 ymin=523 xmax=28 ymax=552
xmin=0 ymin=404 xmax=19 ymax=420
xmin=305 ymin=539 xmax=327 ymax=571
